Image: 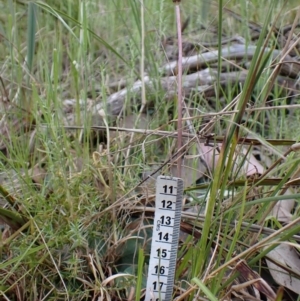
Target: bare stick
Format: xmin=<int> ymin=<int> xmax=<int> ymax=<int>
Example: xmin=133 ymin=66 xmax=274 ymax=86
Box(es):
xmin=174 ymin=0 xmax=183 ymax=178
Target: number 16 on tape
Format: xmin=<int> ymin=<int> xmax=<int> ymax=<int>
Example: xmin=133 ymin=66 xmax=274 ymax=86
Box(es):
xmin=145 ymin=176 xmax=184 ymax=301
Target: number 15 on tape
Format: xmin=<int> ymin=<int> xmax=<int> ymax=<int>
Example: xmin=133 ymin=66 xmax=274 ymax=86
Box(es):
xmin=145 ymin=176 xmax=184 ymax=301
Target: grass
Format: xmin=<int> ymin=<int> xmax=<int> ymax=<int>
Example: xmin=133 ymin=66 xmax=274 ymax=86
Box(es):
xmin=0 ymin=0 xmax=300 ymax=300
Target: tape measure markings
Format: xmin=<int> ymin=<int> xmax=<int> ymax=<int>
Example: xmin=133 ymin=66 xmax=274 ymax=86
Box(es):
xmin=145 ymin=176 xmax=184 ymax=301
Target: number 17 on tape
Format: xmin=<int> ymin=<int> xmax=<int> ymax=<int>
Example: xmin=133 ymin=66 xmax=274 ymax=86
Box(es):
xmin=145 ymin=176 xmax=184 ymax=301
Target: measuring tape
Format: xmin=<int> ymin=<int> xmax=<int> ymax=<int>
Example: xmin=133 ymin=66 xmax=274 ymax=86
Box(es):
xmin=145 ymin=175 xmax=184 ymax=301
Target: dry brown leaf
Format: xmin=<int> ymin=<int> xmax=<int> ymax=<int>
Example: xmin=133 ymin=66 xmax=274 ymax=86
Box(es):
xmin=29 ymin=166 xmax=47 ymax=185
xmin=234 ymin=260 xmax=276 ymax=300
xmin=168 ymin=142 xmax=265 ymax=186
xmin=170 ymin=156 xmax=207 ymax=186
xmin=238 ymin=147 xmax=264 ymax=176
xmin=266 ymin=243 xmax=300 ymax=294
xmin=270 ymin=189 xmax=295 ymax=223
xmin=191 ymin=143 xmax=264 ymax=179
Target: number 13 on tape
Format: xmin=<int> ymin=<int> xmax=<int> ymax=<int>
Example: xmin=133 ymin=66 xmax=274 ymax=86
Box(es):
xmin=145 ymin=176 xmax=184 ymax=301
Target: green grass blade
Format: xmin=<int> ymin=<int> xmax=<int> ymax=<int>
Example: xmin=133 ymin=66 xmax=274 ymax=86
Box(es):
xmin=0 ymin=239 xmax=44 ymax=270
xmin=35 ymin=1 xmax=133 ymax=71
xmin=0 ymin=207 xmax=26 ymax=230
xmin=135 ymin=248 xmax=145 ymax=301
xmin=192 ymin=0 xmax=276 ymax=284
xmin=192 ymin=278 xmax=218 ymax=301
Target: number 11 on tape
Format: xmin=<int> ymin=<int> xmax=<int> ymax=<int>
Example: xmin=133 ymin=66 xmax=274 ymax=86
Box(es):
xmin=145 ymin=176 xmax=184 ymax=301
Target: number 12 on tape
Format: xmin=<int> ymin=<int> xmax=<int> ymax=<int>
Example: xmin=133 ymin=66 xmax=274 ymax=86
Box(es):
xmin=145 ymin=176 xmax=184 ymax=301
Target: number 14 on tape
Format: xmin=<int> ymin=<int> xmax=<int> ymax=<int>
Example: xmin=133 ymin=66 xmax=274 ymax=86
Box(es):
xmin=145 ymin=176 xmax=184 ymax=301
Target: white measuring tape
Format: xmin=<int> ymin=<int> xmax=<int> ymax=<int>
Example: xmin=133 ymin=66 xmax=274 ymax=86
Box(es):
xmin=145 ymin=175 xmax=184 ymax=301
